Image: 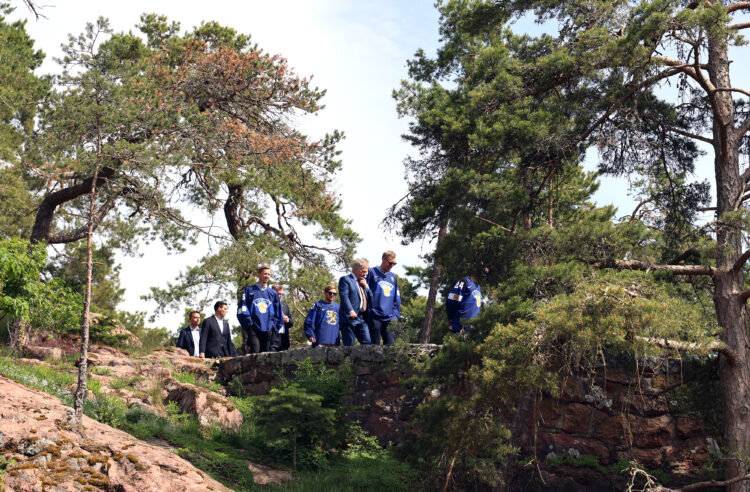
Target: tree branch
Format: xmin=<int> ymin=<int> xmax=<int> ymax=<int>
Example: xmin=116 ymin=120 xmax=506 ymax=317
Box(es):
xmin=729 ymin=21 xmax=750 ymax=30
xmin=30 ymin=167 xmax=116 ymax=244
xmin=663 ymin=125 xmax=715 ymax=145
xmin=732 ymin=250 xmax=750 ymax=272
xmin=679 ymin=472 xmax=750 ymax=491
xmin=473 ymin=215 xmax=514 ymax=233
xmin=636 ymin=336 xmax=737 ymax=366
xmin=593 ymin=259 xmax=714 ymax=276
xmin=46 ymin=197 xmax=117 ymax=244
xmin=727 ymin=1 xmax=750 ymax=13
xmin=711 ymin=87 xmax=750 ymax=98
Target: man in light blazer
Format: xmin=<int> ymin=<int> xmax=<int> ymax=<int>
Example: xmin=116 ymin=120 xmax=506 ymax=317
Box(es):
xmin=338 ymin=258 xmax=372 ymax=346
xmin=199 ymin=301 xmax=238 ymax=358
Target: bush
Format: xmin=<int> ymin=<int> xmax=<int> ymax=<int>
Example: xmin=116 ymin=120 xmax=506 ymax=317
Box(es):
xmin=84 ymin=393 xmax=127 ymax=428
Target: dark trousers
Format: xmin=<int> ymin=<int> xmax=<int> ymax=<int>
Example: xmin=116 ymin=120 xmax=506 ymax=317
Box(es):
xmin=340 ymin=322 xmax=371 ymax=346
xmin=368 ymin=318 xmax=394 ymax=345
xmin=243 ymin=327 xmax=271 ymax=354
xmin=271 ymin=329 xmax=290 ymax=352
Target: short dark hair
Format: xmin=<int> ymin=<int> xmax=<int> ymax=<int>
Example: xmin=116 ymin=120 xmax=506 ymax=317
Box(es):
xmin=188 ymin=310 xmax=200 ymax=318
xmin=214 ymin=300 xmax=227 ymax=312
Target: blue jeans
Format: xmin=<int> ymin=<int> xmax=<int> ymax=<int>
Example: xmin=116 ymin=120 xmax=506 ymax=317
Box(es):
xmin=340 ymin=322 xmax=371 ymax=346
xmin=368 ymin=318 xmax=394 ymax=345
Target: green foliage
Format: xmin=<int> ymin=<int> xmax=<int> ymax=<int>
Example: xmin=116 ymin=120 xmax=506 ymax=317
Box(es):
xmin=91 ymin=366 xmax=111 ymax=376
xmin=289 ymin=358 xmax=354 ymax=409
xmin=546 ymin=453 xmax=607 ymax=474
xmin=274 ymin=451 xmax=417 ymax=492
xmin=174 ymin=370 xmax=222 ymax=392
xmin=0 ymin=354 xmax=75 ymax=399
xmin=0 ymin=238 xmax=83 ymax=348
xmin=254 ymin=384 xmax=337 ymax=470
xmin=83 ymin=393 xmax=127 ymax=428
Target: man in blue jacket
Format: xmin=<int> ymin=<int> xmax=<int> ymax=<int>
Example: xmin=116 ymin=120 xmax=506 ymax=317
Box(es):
xmin=445 ymin=275 xmax=482 ymax=334
xmin=366 ymin=250 xmax=401 ymax=345
xmin=338 ymin=258 xmax=372 ymax=346
xmin=304 ymin=285 xmax=340 ymax=347
xmin=237 ymin=265 xmax=283 ymax=354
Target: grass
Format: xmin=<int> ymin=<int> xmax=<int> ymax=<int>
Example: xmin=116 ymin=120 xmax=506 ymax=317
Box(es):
xmin=122 ymin=405 xmax=259 ymax=490
xmin=174 ymin=369 xmax=223 ymax=392
xmin=272 ymin=451 xmax=418 ymax=492
xmin=91 ymin=366 xmax=112 ymax=376
xmin=0 ymin=355 xmax=127 ymax=428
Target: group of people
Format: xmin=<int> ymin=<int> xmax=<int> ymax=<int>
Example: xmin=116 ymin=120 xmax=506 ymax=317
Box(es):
xmin=176 ymin=250 xmax=483 ymax=358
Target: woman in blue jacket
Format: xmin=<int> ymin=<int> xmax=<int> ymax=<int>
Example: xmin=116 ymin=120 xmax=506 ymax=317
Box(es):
xmin=304 ymin=285 xmax=341 ymax=346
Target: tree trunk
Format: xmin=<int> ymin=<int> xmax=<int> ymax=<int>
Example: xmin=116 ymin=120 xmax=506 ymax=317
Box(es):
xmin=73 ymin=116 xmax=103 ymax=424
xmin=420 ymin=217 xmax=448 ymax=344
xmin=8 ymin=319 xmax=29 ymax=352
xmin=707 ymin=28 xmax=750 ymax=492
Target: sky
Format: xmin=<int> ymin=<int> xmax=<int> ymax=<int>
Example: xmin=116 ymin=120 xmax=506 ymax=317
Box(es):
xmin=10 ymin=0 xmax=714 ymax=332
xmin=10 ymin=0 xmax=446 ymax=330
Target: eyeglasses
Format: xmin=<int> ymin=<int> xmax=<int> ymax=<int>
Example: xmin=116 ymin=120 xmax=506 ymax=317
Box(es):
xmin=326 ymin=291 xmax=337 ymax=296
xmin=388 ymin=261 xmax=397 ymax=266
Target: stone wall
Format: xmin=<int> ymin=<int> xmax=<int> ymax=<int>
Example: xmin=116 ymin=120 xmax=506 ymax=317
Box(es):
xmin=216 ymin=344 xmax=440 ymax=444
xmin=510 ymin=356 xmax=717 ymax=490
xmin=215 ymin=346 xmax=717 ymax=489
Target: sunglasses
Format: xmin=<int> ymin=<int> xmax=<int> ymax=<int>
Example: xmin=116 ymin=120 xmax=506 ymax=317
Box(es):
xmin=388 ymin=261 xmax=397 ymax=266
xmin=326 ymin=291 xmax=337 ymax=295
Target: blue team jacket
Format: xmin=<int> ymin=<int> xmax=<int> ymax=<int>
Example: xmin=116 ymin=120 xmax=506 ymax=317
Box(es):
xmin=366 ymin=266 xmax=401 ymax=321
xmin=303 ymin=300 xmax=340 ymax=345
xmin=445 ymin=277 xmax=481 ymax=332
xmin=237 ymin=283 xmax=283 ymax=333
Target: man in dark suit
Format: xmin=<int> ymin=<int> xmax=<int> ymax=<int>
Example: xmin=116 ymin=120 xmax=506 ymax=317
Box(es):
xmin=270 ymin=284 xmax=293 ymax=352
xmin=338 ymin=258 xmax=372 ymax=346
xmin=199 ymin=301 xmax=238 ymax=358
xmin=176 ymin=310 xmax=202 ymax=357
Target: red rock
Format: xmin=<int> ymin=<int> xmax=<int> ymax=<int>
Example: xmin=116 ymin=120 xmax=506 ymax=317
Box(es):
xmin=629 ymin=414 xmax=674 ymax=449
xmin=164 ymin=378 xmax=243 ymax=431
xmin=22 ymin=345 xmax=62 ymax=361
xmin=627 ymin=447 xmax=664 ymax=468
xmin=560 ymin=378 xmax=585 ymax=403
xmin=0 ymin=375 xmax=230 ymax=492
xmin=593 ymin=414 xmax=630 ymax=445
xmin=538 ymin=399 xmax=565 ymax=428
xmin=664 ymin=438 xmax=710 ymax=473
xmin=675 ymin=415 xmax=704 ymax=439
xmin=560 ymin=403 xmax=593 ymax=434
xmin=604 ymin=368 xmax=631 ymax=385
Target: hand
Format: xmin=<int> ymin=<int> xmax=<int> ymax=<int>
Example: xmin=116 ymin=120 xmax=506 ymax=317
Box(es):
xmin=308 ymin=337 xmax=316 ymax=344
xmin=283 ymin=315 xmax=290 ymax=323
xmin=357 ymin=278 xmax=368 ymax=289
xmin=349 ymin=310 xmax=357 ymax=319
xmin=199 ymin=353 xmax=205 ymax=359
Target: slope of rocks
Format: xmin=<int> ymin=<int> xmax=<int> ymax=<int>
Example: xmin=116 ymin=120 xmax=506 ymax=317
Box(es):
xmin=0 ymin=375 xmax=231 ymax=492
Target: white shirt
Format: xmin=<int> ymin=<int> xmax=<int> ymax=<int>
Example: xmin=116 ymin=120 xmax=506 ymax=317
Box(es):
xmin=190 ymin=326 xmax=201 ymax=357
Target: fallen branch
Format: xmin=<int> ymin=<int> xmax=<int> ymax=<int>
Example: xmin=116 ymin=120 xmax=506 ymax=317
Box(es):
xmin=636 ymin=336 xmax=737 ymax=367
xmin=593 ymin=259 xmax=714 ymax=276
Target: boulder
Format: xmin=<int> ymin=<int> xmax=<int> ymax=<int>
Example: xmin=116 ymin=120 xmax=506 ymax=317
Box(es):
xmin=163 ymin=378 xmax=243 ymax=432
xmin=21 ymin=345 xmax=62 ymax=361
